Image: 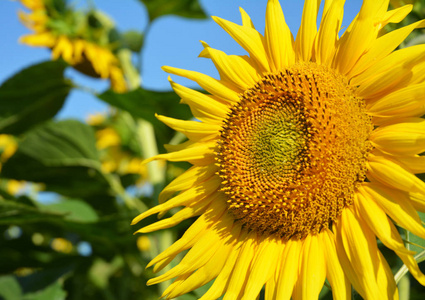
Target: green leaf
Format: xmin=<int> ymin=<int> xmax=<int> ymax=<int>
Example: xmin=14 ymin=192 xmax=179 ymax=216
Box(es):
xmin=0 ymin=61 xmax=71 ymax=135
xmin=140 ymin=0 xmax=207 ymax=21
xmin=121 ymin=30 xmax=144 ymax=52
xmin=1 ymin=120 xmax=110 ymax=198
xmin=0 ymin=276 xmax=22 ymax=300
xmin=98 ymin=87 xmax=192 ymax=150
xmin=41 ymin=199 xmax=99 ymax=223
xmin=22 ymin=281 xmax=67 ymax=300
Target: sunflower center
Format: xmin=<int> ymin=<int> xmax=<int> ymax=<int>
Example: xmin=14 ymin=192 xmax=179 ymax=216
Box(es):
xmin=216 ymin=63 xmax=373 ymax=240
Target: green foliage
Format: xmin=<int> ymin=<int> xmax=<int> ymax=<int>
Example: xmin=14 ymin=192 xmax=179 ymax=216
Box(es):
xmin=1 ymin=120 xmax=110 ymax=199
xmin=99 ymin=87 xmax=192 ymax=152
xmin=140 ymin=0 xmax=207 ymax=21
xmin=0 ymin=61 xmax=70 ymax=135
xmin=1 ymin=1 xmax=208 ymax=298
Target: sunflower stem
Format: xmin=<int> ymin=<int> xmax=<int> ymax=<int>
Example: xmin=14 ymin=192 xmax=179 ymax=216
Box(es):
xmin=398 ymin=275 xmax=410 ymax=300
xmin=395 ymin=250 xmax=425 ymax=284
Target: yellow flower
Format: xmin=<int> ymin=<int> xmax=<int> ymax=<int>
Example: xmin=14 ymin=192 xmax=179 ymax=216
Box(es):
xmin=51 ymin=237 xmax=73 ymax=253
xmin=133 ymin=0 xmax=425 ymax=298
xmin=18 ymin=0 xmax=127 ymax=92
xmin=88 ymin=113 xmax=148 ymax=179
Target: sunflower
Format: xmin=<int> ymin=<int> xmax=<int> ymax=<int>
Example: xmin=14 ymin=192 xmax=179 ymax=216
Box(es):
xmin=18 ymin=0 xmax=127 ymax=92
xmin=132 ymin=0 xmax=425 ymax=298
xmin=87 ymin=113 xmax=147 ymax=178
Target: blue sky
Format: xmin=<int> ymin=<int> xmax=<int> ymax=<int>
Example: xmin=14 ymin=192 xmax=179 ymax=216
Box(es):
xmin=0 ymin=0 xmax=362 ymax=121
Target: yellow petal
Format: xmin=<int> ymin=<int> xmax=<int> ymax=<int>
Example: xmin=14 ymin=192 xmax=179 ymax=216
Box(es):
xmin=158 ymin=165 xmax=217 ymax=203
xmin=199 ymin=42 xmax=260 ymax=90
xmin=321 ymin=229 xmax=351 ymax=300
xmin=51 ymin=35 xmax=74 ymax=64
xmin=241 ymin=236 xmax=282 ymax=300
xmin=349 ymin=19 xmax=425 ymax=77
xmin=264 ymin=267 xmax=278 ymax=300
xmin=335 ymin=0 xmax=387 ymax=75
xmin=315 ymin=0 xmax=345 ymax=66
xmin=165 ymin=223 xmax=242 ymax=299
xmin=212 ymin=16 xmax=270 ymax=73
xmin=147 ymin=213 xmax=235 ymax=285
xmin=264 ymin=0 xmax=295 ymax=71
xmin=199 ymin=230 xmax=248 ymax=300
xmin=275 ymin=239 xmax=301 ymax=300
xmin=380 ymin=4 xmax=412 ymax=25
xmin=367 ymin=82 xmax=425 ymax=117
xmin=222 ymin=231 xmax=259 ymax=300
xmin=169 ymin=78 xmax=228 ymax=122
xmin=132 ymin=176 xmax=221 ymax=225
xmin=370 ymin=118 xmax=425 ymax=155
xmin=138 ymin=193 xmax=215 ymax=233
xmin=163 ymin=66 xmax=240 ymax=103
xmin=293 ymin=233 xmax=326 ymax=300
xmin=367 ymin=154 xmax=425 ymax=193
xmin=156 ymin=114 xmax=220 ymax=141
xmin=239 ymin=7 xmax=256 ymax=29
xmin=351 ymin=44 xmax=425 ymax=87
xmin=147 ymin=201 xmax=227 ymax=270
xmin=144 ymin=140 xmax=216 ymax=165
xmin=337 ymin=207 xmax=396 ymax=299
xmin=391 ymin=155 xmax=425 ymax=174
xmin=19 ymin=32 xmax=56 ymax=47
xmin=295 ymin=0 xmax=320 ymax=62
xmin=409 ymin=192 xmax=425 ymax=213
xmin=355 ymin=190 xmax=413 ymax=255
xmin=356 ymin=189 xmax=425 ymax=285
xmin=360 ymin=184 xmax=425 ymax=239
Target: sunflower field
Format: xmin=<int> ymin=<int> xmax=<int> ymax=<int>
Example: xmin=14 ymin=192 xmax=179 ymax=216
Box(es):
xmin=2 ymin=0 xmax=425 ymax=299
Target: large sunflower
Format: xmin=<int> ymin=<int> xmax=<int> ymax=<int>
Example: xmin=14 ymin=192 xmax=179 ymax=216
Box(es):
xmin=133 ymin=0 xmax=425 ymax=299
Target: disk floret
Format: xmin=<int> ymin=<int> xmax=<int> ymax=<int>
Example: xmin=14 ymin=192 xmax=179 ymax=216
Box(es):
xmin=216 ymin=63 xmax=373 ymax=240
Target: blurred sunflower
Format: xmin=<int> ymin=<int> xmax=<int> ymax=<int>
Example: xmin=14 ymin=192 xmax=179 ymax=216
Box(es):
xmin=0 ymin=135 xmax=25 ymax=195
xmin=133 ymin=0 xmax=425 ymax=299
xmin=87 ymin=113 xmax=147 ymax=181
xmin=18 ymin=0 xmax=127 ymax=92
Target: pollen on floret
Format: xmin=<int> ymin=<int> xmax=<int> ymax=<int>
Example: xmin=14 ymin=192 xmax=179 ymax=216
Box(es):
xmin=216 ymin=63 xmax=373 ymax=240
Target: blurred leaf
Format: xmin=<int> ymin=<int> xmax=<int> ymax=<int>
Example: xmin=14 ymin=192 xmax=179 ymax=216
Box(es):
xmin=406 ymin=212 xmax=425 ymax=253
xmin=22 ymin=281 xmax=66 ymax=300
xmin=0 ymin=61 xmax=71 ymax=135
xmin=0 ymin=199 xmax=60 ymax=225
xmin=140 ymin=0 xmax=207 ymax=21
xmin=18 ymin=264 xmax=72 ymax=295
xmin=0 ymin=276 xmax=22 ymax=300
xmin=1 ymin=120 xmax=110 ymax=198
xmin=98 ymin=88 xmax=192 ymax=150
xmin=88 ymin=256 xmax=123 ymax=288
xmin=41 ymin=199 xmax=99 ymax=223
xmin=121 ymin=30 xmax=144 ymax=52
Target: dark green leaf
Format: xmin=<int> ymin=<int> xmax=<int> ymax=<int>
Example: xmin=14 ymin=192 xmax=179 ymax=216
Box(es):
xmin=140 ymin=0 xmax=207 ymax=21
xmin=41 ymin=199 xmax=99 ymax=223
xmin=1 ymin=120 xmax=110 ymax=198
xmin=18 ymin=265 xmax=73 ymax=295
xmin=0 ymin=61 xmax=71 ymax=135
